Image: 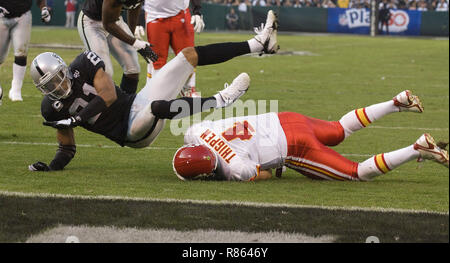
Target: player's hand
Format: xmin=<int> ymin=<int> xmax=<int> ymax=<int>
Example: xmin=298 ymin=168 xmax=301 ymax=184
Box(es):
xmin=191 ymin=15 xmax=205 ymax=33
xmin=29 ymin=161 xmax=51 ymax=172
xmin=41 ymin=7 xmax=51 ymax=23
xmin=0 ymin=6 xmax=10 ymax=18
xmin=133 ymin=39 xmax=158 ymax=63
xmin=43 ymin=117 xmax=79 ymax=129
xmin=134 ymin=26 xmax=145 ymax=40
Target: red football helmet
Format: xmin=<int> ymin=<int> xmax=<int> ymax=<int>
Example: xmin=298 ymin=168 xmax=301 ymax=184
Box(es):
xmin=172 ymin=144 xmax=218 ymax=181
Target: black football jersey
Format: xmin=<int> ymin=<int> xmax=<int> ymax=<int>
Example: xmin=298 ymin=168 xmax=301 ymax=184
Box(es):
xmin=0 ymin=0 xmax=32 ymax=18
xmin=41 ymin=51 xmax=136 ymax=146
xmin=82 ymin=0 xmax=104 ymax=21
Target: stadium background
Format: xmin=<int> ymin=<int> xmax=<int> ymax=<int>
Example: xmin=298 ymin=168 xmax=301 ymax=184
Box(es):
xmin=29 ymin=1 xmax=448 ymax=36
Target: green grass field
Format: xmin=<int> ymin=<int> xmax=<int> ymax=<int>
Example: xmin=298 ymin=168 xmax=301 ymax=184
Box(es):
xmin=0 ymin=28 xmax=448 ymax=243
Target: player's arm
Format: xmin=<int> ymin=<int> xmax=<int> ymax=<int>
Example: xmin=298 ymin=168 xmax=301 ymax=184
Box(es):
xmin=253 ymin=168 xmax=273 ymax=181
xmin=38 ymin=0 xmax=51 ymax=23
xmin=29 ymin=128 xmax=76 ymax=172
xmin=93 ymin=68 xmax=117 ymax=107
xmin=43 ymin=63 xmax=117 ymax=129
xmin=126 ymin=5 xmax=141 ymax=37
xmin=102 ymin=0 xmax=157 ymax=63
xmin=102 ymin=0 xmax=135 ymax=45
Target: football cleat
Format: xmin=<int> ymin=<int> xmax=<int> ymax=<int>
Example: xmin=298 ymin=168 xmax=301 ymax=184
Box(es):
xmin=218 ymin=72 xmax=250 ymax=107
xmin=8 ymin=88 xmax=23 ymax=102
xmin=393 ymin=90 xmax=423 ymax=113
xmin=253 ymin=10 xmax=279 ymax=54
xmin=0 ymin=85 xmax=3 ymax=105
xmin=414 ymin=133 xmax=449 ymax=168
xmin=180 ymin=85 xmax=200 ymax=98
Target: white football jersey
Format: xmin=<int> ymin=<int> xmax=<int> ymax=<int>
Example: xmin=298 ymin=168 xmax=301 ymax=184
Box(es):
xmin=184 ymin=113 xmax=288 ymax=181
xmin=144 ymin=0 xmax=190 ymax=23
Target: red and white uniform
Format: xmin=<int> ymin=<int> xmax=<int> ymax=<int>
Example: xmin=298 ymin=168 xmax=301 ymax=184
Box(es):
xmin=184 ymin=113 xmax=288 ymax=181
xmin=185 ymin=112 xmax=361 ymax=181
xmin=144 ymin=0 xmax=194 ymax=70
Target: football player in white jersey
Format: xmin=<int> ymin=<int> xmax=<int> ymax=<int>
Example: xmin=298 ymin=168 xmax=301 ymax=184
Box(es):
xmin=174 ymin=91 xmax=449 ymax=181
xmin=0 ymin=0 xmax=51 ymax=101
xmin=138 ymin=0 xmax=204 ymax=97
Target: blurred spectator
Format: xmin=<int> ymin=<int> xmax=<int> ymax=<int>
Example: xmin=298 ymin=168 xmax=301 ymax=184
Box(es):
xmin=435 ymin=0 xmax=449 ymax=10
xmin=252 ymin=0 xmax=268 ymax=5
xmin=268 ymin=0 xmax=282 ymax=5
xmin=409 ymin=0 xmax=418 ymax=9
xmin=65 ymin=0 xmax=77 ymax=28
xmin=238 ymin=0 xmax=252 ymax=30
xmin=322 ymin=0 xmax=336 ymax=7
xmin=292 ymin=0 xmax=302 ymax=8
xmin=311 ymin=0 xmax=322 ymax=7
xmin=226 ymin=8 xmax=239 ymax=29
xmin=204 ymin=0 xmax=446 ymax=11
xmin=379 ymin=0 xmax=391 ymax=34
xmin=337 ymin=0 xmax=350 ymax=7
xmin=417 ymin=0 xmax=428 ymax=10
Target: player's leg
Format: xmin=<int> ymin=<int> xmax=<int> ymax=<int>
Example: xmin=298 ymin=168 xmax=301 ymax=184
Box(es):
xmin=339 ymin=90 xmax=423 ymax=139
xmin=125 ymin=72 xmax=250 ymax=147
xmin=9 ymin=11 xmax=32 ymax=102
xmin=145 ymin=18 xmax=171 ymax=86
xmin=170 ymin=9 xmax=198 ymax=97
xmin=77 ymin=11 xmax=114 ymax=76
xmin=357 ymin=133 xmax=448 ymax=181
xmin=280 ymin=112 xmax=448 ymax=181
xmin=108 ymin=17 xmax=140 ymax=94
xmin=279 ymin=112 xmax=359 ymax=180
xmin=0 ymin=15 xmax=12 ymax=97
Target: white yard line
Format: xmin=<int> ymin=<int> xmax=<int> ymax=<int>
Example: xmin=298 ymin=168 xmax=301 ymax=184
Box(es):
xmin=0 ymin=190 xmax=447 ymax=215
xmin=368 ymin=125 xmax=449 ymax=131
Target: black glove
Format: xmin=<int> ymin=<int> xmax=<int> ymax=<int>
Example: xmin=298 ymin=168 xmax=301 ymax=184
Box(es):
xmin=43 ymin=116 xmax=80 ymax=129
xmin=0 ymin=6 xmax=10 ymax=18
xmin=137 ymin=44 xmax=158 ymax=63
xmin=29 ymin=161 xmax=51 ymax=172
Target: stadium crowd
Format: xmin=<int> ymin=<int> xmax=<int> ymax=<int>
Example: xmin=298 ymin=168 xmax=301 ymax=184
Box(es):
xmin=208 ymin=0 xmax=449 ymax=11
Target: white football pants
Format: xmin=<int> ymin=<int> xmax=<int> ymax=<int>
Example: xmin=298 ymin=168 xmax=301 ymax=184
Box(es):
xmin=125 ymin=52 xmax=194 ymax=148
xmin=0 ymin=11 xmax=31 ymax=64
xmin=77 ymin=11 xmax=140 ymax=77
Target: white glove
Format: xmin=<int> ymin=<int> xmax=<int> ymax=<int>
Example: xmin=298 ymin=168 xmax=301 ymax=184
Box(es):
xmin=41 ymin=7 xmax=51 ymax=23
xmin=134 ymin=26 xmax=145 ymax=40
xmin=132 ymin=39 xmax=150 ymax=50
xmin=191 ymin=15 xmax=205 ymax=33
xmin=0 ymin=6 xmax=10 ymax=18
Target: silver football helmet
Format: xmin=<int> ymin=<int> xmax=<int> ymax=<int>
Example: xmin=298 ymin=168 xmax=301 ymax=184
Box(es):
xmin=30 ymin=52 xmax=72 ymax=100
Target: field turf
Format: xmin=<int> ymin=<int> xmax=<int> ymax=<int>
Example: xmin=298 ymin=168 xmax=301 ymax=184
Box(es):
xmin=0 ymin=28 xmax=448 ymax=243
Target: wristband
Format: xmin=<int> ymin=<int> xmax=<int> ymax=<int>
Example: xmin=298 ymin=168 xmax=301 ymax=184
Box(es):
xmin=49 ymin=144 xmax=76 ymax=170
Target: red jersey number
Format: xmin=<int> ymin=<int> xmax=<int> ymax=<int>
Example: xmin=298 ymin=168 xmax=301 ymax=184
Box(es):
xmin=222 ymin=121 xmax=255 ymax=141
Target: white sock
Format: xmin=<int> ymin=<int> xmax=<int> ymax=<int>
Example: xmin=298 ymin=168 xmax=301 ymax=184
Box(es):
xmin=339 ymin=100 xmax=398 ymax=138
xmin=185 ymin=71 xmax=196 ymax=89
xmin=358 ymin=145 xmax=419 ymax=181
xmin=11 ymin=63 xmax=27 ymax=93
xmin=247 ymin=39 xmax=263 ymax=53
xmin=213 ymin=93 xmax=226 ymax=108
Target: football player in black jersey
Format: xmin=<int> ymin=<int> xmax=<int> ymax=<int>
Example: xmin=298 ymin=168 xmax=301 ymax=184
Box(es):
xmin=78 ymin=0 xmax=157 ymax=95
xmin=28 ymin=10 xmax=279 ymax=172
xmin=0 ymin=0 xmax=50 ymax=101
